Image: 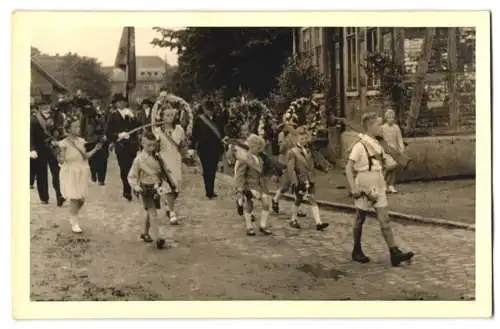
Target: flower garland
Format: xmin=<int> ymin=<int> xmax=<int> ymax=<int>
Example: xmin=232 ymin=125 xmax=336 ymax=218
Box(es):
xmin=283 ymin=97 xmax=324 ymax=136
xmin=226 ymin=98 xmax=275 ymax=140
xmin=152 ymin=93 xmax=193 ymax=136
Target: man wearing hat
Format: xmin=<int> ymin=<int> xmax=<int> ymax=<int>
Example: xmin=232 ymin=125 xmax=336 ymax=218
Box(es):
xmin=136 ymin=99 xmax=154 ymax=126
xmin=106 ymin=93 xmax=141 ymax=201
xmin=30 ymin=98 xmax=65 ymax=206
xmin=190 ymin=97 xmax=228 ymax=199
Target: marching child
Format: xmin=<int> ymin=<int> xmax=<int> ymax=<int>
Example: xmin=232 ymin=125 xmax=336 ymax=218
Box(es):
xmin=287 ymin=126 xmax=329 ymax=231
xmin=381 ymin=109 xmax=405 ymax=193
xmin=234 ymin=134 xmax=273 ymax=236
xmin=58 ymin=117 xmax=103 ymax=233
xmin=154 ymin=105 xmax=187 ymax=224
xmin=128 ymin=132 xmax=178 ymax=249
xmin=345 ymin=112 xmax=414 ymax=266
xmin=271 ymin=124 xmax=306 ymax=218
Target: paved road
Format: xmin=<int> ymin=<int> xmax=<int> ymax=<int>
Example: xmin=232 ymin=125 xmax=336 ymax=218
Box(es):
xmin=30 ymin=156 xmax=475 ymax=301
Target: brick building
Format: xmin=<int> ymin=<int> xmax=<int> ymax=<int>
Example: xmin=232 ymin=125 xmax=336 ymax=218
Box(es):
xmin=103 ymin=55 xmax=168 ymax=104
xmin=293 ymin=27 xmax=476 ymax=136
xmin=293 ymin=27 xmax=476 ymax=180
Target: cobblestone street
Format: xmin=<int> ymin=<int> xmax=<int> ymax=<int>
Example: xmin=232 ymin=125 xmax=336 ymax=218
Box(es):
xmin=30 ymin=157 xmax=475 ymax=301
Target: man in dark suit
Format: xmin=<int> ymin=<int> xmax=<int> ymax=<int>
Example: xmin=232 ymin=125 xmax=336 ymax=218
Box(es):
xmin=106 ymin=94 xmax=141 ymax=201
xmin=30 ymin=99 xmax=65 ymax=206
xmin=190 ymin=98 xmax=227 ymax=199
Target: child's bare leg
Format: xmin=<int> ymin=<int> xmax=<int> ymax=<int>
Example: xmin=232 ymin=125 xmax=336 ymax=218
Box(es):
xmin=259 ymin=194 xmax=272 ymax=235
xmin=376 ymin=207 xmax=414 ymax=266
xmin=289 ymin=196 xmax=302 ymax=229
xmin=69 ymin=199 xmax=82 ymax=233
xmin=352 ymin=209 xmax=370 ymax=263
xmin=166 ymin=192 xmax=179 ymax=223
xmin=140 ymin=212 xmax=153 ymax=242
xmin=243 ymin=197 xmax=255 ymax=235
xmin=310 ymin=197 xmax=329 ymax=230
xmin=385 ymin=170 xmax=397 ymax=192
xmin=147 ymin=208 xmax=165 ymax=249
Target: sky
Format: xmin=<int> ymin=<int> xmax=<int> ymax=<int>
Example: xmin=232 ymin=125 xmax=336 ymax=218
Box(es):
xmin=30 ymin=27 xmax=179 ymax=67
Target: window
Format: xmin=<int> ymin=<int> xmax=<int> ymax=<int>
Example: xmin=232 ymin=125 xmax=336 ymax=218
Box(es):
xmin=366 ymin=28 xmax=379 ymax=53
xmin=366 ymin=28 xmax=381 ymax=89
xmin=313 ymin=27 xmax=321 ymax=47
xmin=302 ymin=28 xmax=311 ymax=52
xmin=314 ymin=46 xmax=322 ymax=68
xmin=140 ymin=72 xmax=145 ymax=76
xmin=346 ymin=27 xmax=358 ymax=91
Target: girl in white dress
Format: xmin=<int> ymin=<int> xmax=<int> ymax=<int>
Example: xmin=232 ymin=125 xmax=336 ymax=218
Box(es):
xmin=58 ymin=117 xmax=102 ymax=233
xmin=154 ymin=106 xmax=187 ymax=224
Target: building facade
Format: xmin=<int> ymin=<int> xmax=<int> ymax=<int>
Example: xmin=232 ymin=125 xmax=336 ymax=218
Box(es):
xmin=103 ymin=55 xmax=168 ymax=105
xmin=293 ymin=27 xmax=476 ymax=137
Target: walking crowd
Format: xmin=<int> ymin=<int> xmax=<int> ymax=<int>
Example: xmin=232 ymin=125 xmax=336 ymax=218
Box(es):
xmin=30 ymin=88 xmax=413 ymax=267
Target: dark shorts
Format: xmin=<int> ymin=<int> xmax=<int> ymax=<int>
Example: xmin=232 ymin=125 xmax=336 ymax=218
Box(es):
xmin=292 ymin=181 xmax=316 ymax=198
xmin=141 ymin=184 xmax=161 ymax=210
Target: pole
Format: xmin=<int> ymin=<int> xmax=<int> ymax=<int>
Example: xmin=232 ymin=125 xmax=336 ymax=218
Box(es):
xmin=125 ymin=27 xmax=131 ymax=105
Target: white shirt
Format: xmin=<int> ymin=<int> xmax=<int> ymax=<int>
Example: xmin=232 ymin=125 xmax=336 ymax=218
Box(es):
xmin=117 ymin=108 xmax=134 ymax=119
xmin=348 ymin=135 xmax=384 ymax=172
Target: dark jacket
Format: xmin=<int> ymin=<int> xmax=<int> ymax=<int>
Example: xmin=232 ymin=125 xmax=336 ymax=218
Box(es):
xmin=190 ymin=113 xmax=227 ymax=158
xmin=106 ymin=110 xmax=141 ymax=150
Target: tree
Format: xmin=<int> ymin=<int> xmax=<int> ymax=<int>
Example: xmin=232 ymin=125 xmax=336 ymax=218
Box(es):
xmin=274 ymin=55 xmax=328 ymax=110
xmin=151 ymin=27 xmax=293 ymax=99
xmin=57 ymin=53 xmax=112 ymax=100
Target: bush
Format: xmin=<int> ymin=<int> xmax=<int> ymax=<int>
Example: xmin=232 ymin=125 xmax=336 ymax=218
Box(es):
xmin=274 ymin=55 xmax=328 ymax=111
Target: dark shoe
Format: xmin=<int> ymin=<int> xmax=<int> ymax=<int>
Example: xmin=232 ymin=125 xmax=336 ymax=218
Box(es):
xmin=41 ymin=200 xmax=49 ymax=204
xmin=140 ymin=233 xmax=153 ymax=243
xmin=91 ymin=176 xmax=97 ymax=182
xmin=390 ymin=247 xmax=414 ymax=267
xmin=289 ymin=221 xmax=301 ymax=229
xmin=246 ymin=228 xmax=256 ymax=236
xmin=123 ymin=193 xmax=132 ymax=201
xmin=156 ymin=238 xmax=166 ymax=249
xmin=30 ymin=185 xmax=34 ymax=190
xmin=297 ymin=211 xmax=306 ymax=217
xmin=259 ymin=227 xmax=272 ymax=235
xmin=316 ymin=222 xmax=329 ymax=231
xmin=57 ymin=197 xmax=66 ymax=207
xmin=98 ymin=181 xmax=105 ymax=186
xmin=352 ymin=249 xmax=371 ymax=263
xmin=251 ymin=214 xmax=256 ymax=222
xmin=236 ymin=199 xmax=244 ymax=216
xmin=271 ymin=199 xmax=279 ymax=214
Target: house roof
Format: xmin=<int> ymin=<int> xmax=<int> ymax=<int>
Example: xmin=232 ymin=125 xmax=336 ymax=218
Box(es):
xmin=136 ymin=56 xmax=166 ymax=69
xmin=104 ymin=56 xmax=167 ymax=82
xmin=31 ymin=57 xmax=68 ymax=93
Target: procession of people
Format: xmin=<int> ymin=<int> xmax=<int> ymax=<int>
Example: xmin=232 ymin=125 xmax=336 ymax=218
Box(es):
xmin=29 ymin=87 xmax=414 ymax=267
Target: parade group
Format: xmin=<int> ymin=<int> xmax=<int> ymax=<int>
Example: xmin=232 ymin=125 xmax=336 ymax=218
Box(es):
xmin=29 ymin=88 xmax=414 ymax=267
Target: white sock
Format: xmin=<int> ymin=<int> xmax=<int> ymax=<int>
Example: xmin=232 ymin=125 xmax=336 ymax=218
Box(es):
xmin=291 ymin=204 xmax=298 ymax=222
xmin=243 ymin=212 xmax=253 ymax=229
xmin=273 ymin=190 xmax=281 ymax=202
xmin=311 ymin=205 xmax=322 ymax=225
xmin=260 ymin=210 xmax=269 ymax=228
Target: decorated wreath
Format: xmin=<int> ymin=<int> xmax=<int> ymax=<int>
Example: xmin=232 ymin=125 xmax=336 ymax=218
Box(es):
xmin=151 ymin=93 xmax=194 ymax=136
xmin=226 ymin=98 xmax=275 ymax=140
xmin=283 ymin=97 xmax=324 ymax=136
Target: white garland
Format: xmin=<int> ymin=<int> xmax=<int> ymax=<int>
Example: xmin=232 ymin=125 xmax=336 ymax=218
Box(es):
xmin=283 ymin=97 xmax=323 ymax=135
xmin=151 ymin=93 xmax=193 ymax=136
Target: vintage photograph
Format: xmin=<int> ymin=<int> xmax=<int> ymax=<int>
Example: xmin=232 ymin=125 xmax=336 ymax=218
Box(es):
xmin=26 ymin=23 xmax=479 ymax=303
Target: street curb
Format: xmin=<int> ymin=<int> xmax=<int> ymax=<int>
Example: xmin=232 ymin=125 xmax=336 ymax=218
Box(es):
xmin=216 ymin=173 xmax=475 ymax=231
